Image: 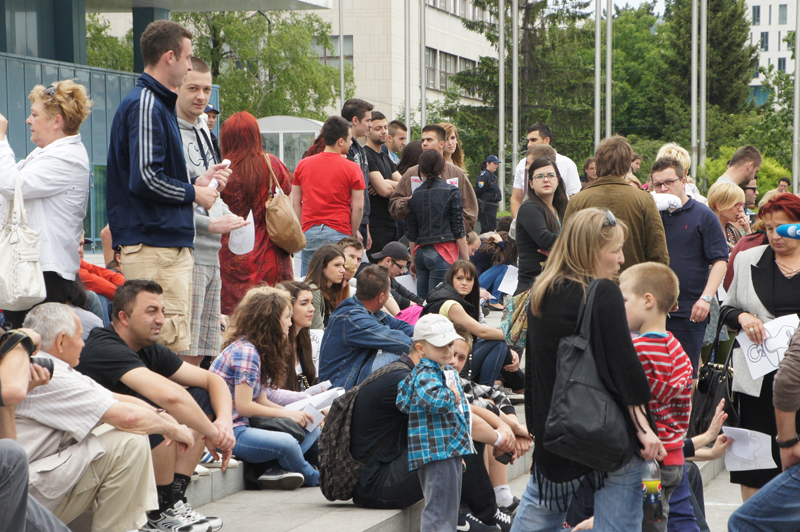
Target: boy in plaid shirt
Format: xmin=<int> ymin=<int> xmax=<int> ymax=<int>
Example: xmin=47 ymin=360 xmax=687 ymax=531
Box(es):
xmin=396 ymin=315 xmax=474 ymax=532
xmin=619 ymin=263 xmax=693 ymax=532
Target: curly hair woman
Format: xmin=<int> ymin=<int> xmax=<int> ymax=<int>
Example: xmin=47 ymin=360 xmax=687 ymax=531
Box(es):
xmin=210 ymin=288 xmax=319 ymax=489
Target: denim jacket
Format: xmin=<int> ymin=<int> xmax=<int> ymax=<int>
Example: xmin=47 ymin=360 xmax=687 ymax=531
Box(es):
xmin=318 ymin=296 xmax=415 ymax=390
xmin=407 ymin=178 xmax=466 ymax=246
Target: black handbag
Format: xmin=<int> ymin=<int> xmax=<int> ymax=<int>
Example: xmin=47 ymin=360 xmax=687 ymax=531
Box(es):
xmin=249 ymin=416 xmax=305 ymax=444
xmin=688 ymin=306 xmax=740 ymax=438
xmin=543 ymin=280 xmax=630 ymax=472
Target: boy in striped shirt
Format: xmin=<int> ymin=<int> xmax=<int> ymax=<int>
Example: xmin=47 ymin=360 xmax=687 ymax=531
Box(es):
xmin=619 ymin=263 xmax=693 ymax=532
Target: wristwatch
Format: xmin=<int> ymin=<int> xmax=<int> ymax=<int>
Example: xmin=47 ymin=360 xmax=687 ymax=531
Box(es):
xmin=775 ymin=434 xmax=800 ymax=448
xmin=700 ymin=295 xmax=713 ymax=303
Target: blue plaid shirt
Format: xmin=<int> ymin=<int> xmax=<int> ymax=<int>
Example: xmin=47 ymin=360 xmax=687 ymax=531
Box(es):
xmin=396 ymin=358 xmax=473 ymax=470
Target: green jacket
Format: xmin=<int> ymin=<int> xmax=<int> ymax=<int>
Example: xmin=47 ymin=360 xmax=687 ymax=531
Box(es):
xmin=563 ymin=176 xmax=669 ymax=273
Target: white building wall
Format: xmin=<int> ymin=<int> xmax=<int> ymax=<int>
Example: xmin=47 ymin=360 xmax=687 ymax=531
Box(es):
xmin=746 ymin=0 xmax=797 ymax=95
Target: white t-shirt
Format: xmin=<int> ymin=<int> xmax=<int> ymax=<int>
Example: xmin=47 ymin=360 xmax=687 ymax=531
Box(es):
xmin=512 ymin=151 xmax=582 ymax=198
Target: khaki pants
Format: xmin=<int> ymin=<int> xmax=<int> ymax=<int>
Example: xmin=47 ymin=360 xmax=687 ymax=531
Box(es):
xmin=52 ymin=428 xmax=157 ymax=532
xmin=119 ymin=244 xmax=194 ymax=352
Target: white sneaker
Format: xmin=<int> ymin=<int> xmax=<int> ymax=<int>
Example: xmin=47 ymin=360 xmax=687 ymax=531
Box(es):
xmin=194 ymin=465 xmax=210 ymax=477
xmin=174 ymin=500 xmax=223 ymax=531
xmin=198 ymin=450 xmax=238 ymax=469
xmin=141 ymin=500 xmax=212 ymax=532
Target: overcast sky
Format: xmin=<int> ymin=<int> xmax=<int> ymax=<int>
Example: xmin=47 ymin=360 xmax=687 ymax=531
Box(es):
xmin=608 ymin=0 xmax=666 ymax=15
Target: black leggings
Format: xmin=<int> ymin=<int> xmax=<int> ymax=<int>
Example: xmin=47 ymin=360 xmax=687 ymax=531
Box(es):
xmin=3 ymin=271 xmax=73 ymax=329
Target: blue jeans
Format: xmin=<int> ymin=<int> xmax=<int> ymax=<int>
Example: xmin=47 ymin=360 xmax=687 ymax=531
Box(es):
xmin=471 ymin=338 xmax=508 ymax=386
xmin=511 ymin=455 xmax=644 ymax=532
xmin=301 ymin=225 xmax=351 ymax=277
xmin=233 ymin=425 xmax=321 ymax=486
xmin=728 ymin=462 xmax=800 ymax=531
xmin=479 ymin=264 xmax=508 ymax=303
xmin=415 ymin=245 xmax=451 ymax=299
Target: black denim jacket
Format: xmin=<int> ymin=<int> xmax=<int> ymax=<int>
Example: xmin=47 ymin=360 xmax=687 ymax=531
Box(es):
xmin=406 ymin=177 xmax=466 ymax=246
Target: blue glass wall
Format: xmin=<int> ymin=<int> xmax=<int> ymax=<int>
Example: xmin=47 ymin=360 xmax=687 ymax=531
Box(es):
xmin=0 ymin=52 xmax=219 ymax=253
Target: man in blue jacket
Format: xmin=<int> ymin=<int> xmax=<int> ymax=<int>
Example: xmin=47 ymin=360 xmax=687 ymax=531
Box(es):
xmin=319 ymin=265 xmax=414 ymax=390
xmin=106 ymin=20 xmax=231 ymax=354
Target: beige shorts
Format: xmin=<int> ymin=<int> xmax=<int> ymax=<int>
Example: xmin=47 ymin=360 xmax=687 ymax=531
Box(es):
xmin=119 ymin=244 xmax=193 ymax=353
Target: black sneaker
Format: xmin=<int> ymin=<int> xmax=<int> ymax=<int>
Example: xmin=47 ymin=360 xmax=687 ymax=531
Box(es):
xmin=499 ymin=496 xmax=520 ymax=515
xmin=457 ymin=512 xmax=502 ymax=532
xmin=257 ymin=465 xmax=304 ymax=490
xmin=492 ymin=508 xmax=514 ymax=532
xmin=142 ymin=500 xmax=212 ymax=532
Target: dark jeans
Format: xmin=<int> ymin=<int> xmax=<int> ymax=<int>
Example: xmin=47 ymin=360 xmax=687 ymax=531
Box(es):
xmin=667 ymin=463 xmax=704 ymax=532
xmin=0 ymin=439 xmax=70 ymax=532
xmin=353 ymin=442 xmax=497 ymax=524
xmin=415 ymin=245 xmax=451 ymax=299
xmin=666 ymin=316 xmax=707 ymax=378
xmin=478 ymin=202 xmax=499 ymax=233
xmin=4 ymin=271 xmax=73 ymax=328
xmin=470 ymin=338 xmax=509 ymax=386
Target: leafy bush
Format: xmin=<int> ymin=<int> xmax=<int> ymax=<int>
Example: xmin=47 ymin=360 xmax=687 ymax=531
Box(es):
xmin=699 ymin=146 xmax=790 ymax=200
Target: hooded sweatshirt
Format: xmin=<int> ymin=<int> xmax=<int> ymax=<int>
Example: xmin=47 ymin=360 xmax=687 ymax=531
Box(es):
xmin=177 ymin=113 xmax=231 ymax=267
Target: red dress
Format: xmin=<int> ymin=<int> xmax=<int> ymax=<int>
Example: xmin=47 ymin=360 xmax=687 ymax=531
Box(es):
xmin=219 ymin=153 xmax=294 ymax=314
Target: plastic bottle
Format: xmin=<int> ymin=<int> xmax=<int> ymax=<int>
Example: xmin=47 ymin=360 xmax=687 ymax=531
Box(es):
xmin=642 ymin=459 xmax=663 ymax=522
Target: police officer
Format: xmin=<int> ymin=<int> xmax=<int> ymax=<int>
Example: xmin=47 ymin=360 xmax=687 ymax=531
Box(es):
xmin=475 ymin=155 xmax=502 ymax=232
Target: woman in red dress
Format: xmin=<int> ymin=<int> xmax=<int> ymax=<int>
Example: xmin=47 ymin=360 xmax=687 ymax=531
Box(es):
xmin=219 ymin=111 xmax=294 ymax=315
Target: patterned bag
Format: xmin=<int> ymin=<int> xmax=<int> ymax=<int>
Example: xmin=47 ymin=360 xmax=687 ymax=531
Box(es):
xmin=501 ymin=289 xmax=530 ymax=349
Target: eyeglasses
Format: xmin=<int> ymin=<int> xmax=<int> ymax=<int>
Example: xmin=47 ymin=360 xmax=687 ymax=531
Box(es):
xmin=391 ymin=259 xmax=408 ymax=272
xmin=651 ymin=178 xmax=680 ymax=190
xmin=531 ymin=172 xmax=557 ymax=182
xmin=603 ymin=210 xmax=617 ymax=227
xmin=744 ymin=187 xmax=758 ymax=192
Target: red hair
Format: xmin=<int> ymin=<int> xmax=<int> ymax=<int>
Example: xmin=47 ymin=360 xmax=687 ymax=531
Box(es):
xmin=757 ymin=193 xmax=800 ymax=223
xmin=220 ymin=111 xmax=275 ymax=208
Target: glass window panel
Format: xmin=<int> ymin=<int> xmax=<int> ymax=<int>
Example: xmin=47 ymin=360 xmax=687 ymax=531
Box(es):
xmin=779 ymin=5 xmax=788 ymax=25
xmin=778 ymin=57 xmax=787 ymax=71
xmin=752 ymin=6 xmax=760 ymax=25
xmin=262 ymin=133 xmax=280 ymax=156
xmin=282 ymin=132 xmax=317 ymax=172
xmin=761 ymin=31 xmax=769 ymax=51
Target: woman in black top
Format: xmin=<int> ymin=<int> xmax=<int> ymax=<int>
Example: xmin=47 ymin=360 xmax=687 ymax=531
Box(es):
xmin=514 ymin=157 xmax=568 ymax=295
xmin=278 ymin=281 xmax=318 ymax=392
xmin=513 ymin=208 xmax=665 ymax=531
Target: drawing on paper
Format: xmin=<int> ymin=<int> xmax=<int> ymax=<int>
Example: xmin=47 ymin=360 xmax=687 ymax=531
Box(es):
xmin=746 ymin=325 xmax=796 ymax=367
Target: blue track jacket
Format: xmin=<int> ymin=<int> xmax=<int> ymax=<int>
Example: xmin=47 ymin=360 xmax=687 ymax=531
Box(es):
xmin=106 ymin=73 xmax=196 ymax=249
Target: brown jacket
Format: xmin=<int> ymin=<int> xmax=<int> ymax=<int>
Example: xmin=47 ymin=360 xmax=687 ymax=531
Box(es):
xmin=563 ymin=176 xmax=669 ymax=272
xmin=389 ymin=161 xmax=478 ymax=232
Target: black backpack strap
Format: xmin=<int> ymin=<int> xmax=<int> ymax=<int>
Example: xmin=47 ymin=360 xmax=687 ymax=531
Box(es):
xmin=574 ymin=279 xmax=602 ymax=340
xmin=710 ymin=306 xmax=739 ymax=364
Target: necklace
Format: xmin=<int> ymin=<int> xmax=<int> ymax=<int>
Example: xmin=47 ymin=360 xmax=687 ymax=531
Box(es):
xmin=775 ymin=259 xmax=800 ymax=279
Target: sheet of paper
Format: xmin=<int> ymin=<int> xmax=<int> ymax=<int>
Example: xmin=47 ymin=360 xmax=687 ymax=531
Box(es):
xmin=308 ymin=329 xmax=324 ymax=372
xmin=717 ymin=285 xmax=726 ymax=303
xmin=735 ymin=314 xmax=799 ymax=379
xmin=285 ymin=388 xmax=345 ymax=412
xmin=302 ymin=404 xmax=325 ymax=432
xmin=395 ymin=274 xmax=418 ymax=296
xmin=410 ymin=175 xmax=459 ymax=192
xmin=722 ymin=427 xmax=777 ymax=471
xmin=497 ymin=265 xmax=520 ymax=295
xmin=228 ymin=210 xmax=254 ymax=255
xmin=305 ymin=380 xmax=331 ymax=396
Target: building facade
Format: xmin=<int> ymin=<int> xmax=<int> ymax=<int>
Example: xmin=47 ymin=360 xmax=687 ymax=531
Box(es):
xmin=746 ymin=1 xmax=797 ymax=105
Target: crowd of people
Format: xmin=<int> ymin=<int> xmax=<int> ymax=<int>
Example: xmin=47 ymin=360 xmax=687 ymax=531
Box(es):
xmin=2 ymin=16 xmax=800 ymax=532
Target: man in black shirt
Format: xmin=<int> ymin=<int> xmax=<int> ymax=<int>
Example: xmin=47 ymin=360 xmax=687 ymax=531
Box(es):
xmin=343 ymin=98 xmax=374 ymax=249
xmin=364 ymin=111 xmax=402 ymax=262
xmin=76 ymin=280 xmax=234 ymax=530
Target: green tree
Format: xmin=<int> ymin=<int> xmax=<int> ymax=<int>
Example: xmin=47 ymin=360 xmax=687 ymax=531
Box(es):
xmin=172 ymin=11 xmax=353 ymax=122
xmin=85 ymin=13 xmax=134 ymax=72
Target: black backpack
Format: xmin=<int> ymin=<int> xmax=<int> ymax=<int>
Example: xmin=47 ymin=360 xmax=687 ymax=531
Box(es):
xmin=319 ymin=360 xmax=408 ymax=501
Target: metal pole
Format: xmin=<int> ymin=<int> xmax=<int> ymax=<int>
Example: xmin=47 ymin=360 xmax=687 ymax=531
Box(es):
xmin=405 ymin=0 xmax=411 ymax=136
xmin=595 ymin=0 xmax=602 ymax=149
xmin=338 ymin=0 xmax=345 ymax=110
xmin=699 ymin=0 xmax=707 ymax=178
xmin=499 ymin=0 xmax=505 ymax=213
xmin=605 ymin=0 xmax=612 ymax=138
xmin=420 ymin=0 xmax=427 ymax=127
xmin=690 ymin=0 xmax=698 ymax=179
xmin=510 ymin=0 xmax=518 ymax=214
xmin=794 ymin=2 xmax=800 ymax=194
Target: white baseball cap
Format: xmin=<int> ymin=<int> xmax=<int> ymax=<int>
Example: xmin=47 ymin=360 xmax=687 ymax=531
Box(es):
xmin=412 ymin=315 xmax=463 ymax=347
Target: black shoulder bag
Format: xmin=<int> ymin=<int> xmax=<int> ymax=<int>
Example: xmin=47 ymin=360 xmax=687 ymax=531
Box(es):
xmin=543 ymin=280 xmax=630 ymax=472
xmin=688 ymin=306 xmax=740 ymax=438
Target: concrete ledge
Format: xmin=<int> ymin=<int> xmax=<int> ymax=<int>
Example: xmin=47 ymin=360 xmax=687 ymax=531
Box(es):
xmin=185 ymin=466 xmax=245 ymax=508
xmin=697 ymin=456 xmax=726 ymax=486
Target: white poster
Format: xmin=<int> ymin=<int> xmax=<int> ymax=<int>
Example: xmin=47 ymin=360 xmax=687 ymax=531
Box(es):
xmin=395 ymin=274 xmax=418 ymax=296
xmin=722 ymin=427 xmax=777 ymax=471
xmin=735 ymin=314 xmax=799 ymax=380
xmin=498 ymin=266 xmax=520 ymax=295
xmin=410 ymin=175 xmax=459 ymax=192
xmin=227 ymin=210 xmax=254 ymax=255
xmin=309 ymin=328 xmax=324 ymax=372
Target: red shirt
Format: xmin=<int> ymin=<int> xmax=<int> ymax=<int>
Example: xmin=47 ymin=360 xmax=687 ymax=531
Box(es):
xmin=79 ymin=260 xmax=125 ymax=300
xmin=294 ymin=152 xmax=365 ymax=235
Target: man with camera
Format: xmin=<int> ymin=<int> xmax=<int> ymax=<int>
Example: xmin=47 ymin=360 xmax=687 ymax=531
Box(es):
xmin=0 ymin=324 xmax=72 ymax=531
xmin=14 ymin=303 xmax=202 ymax=532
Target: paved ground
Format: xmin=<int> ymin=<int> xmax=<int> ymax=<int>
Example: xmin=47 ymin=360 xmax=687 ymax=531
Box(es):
xmin=703 ymin=470 xmax=740 ymax=531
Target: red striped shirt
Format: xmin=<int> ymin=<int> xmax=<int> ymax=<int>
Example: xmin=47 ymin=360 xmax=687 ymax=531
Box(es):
xmin=633 ymin=332 xmax=693 ymax=465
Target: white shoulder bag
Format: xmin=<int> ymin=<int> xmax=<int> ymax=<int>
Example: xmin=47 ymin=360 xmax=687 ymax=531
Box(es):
xmin=0 ymin=176 xmax=46 ymax=310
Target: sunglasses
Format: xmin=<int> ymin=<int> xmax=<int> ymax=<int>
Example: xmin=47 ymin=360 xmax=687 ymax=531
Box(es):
xmin=391 ymin=259 xmax=408 ymax=272
xmin=603 ymin=210 xmax=617 ymax=227
xmin=43 ymin=84 xmax=58 ymax=98
xmin=744 ymin=187 xmax=758 ymax=192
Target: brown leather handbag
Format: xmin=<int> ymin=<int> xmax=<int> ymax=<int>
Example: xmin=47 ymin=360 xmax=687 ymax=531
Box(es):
xmin=264 ymin=154 xmax=306 ymax=254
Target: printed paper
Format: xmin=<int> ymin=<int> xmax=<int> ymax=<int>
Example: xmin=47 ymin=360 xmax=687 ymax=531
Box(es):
xmin=228 ymin=210 xmax=254 ymax=255
xmin=735 ymin=314 xmax=799 ymax=379
xmin=498 ymin=266 xmax=520 ymax=295
xmin=722 ymin=427 xmax=777 ymax=471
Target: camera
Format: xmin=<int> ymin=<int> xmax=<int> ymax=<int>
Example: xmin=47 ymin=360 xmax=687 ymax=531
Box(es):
xmin=30 ymin=357 xmax=54 ymax=378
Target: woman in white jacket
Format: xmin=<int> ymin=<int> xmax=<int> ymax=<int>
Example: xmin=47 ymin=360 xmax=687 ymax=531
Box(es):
xmin=0 ymin=80 xmax=92 ymax=327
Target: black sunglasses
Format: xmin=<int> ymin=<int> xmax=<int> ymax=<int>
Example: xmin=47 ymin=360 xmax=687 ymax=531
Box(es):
xmin=603 ymin=210 xmax=617 ymax=227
